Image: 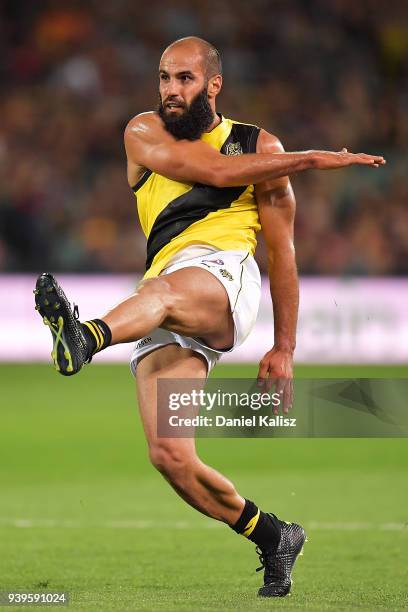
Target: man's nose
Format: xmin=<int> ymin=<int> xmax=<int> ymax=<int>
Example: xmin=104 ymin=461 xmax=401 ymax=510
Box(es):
xmin=163 ymin=78 xmax=182 ymax=99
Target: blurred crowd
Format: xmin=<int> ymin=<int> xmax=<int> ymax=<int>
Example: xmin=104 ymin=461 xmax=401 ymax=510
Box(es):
xmin=0 ymin=0 xmax=407 ymax=275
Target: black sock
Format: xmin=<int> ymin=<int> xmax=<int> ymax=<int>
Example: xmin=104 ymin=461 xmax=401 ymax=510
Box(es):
xmin=231 ymin=499 xmax=281 ymax=551
xmin=82 ymin=319 xmax=112 ymax=358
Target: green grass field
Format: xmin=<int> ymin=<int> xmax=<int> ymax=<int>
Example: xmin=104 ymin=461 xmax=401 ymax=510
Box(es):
xmin=1 ymin=364 xmax=407 ymax=611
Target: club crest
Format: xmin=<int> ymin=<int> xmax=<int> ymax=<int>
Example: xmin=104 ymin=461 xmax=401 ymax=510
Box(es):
xmin=219 ymin=268 xmax=234 ymax=281
xmin=225 ymin=142 xmax=243 ymax=156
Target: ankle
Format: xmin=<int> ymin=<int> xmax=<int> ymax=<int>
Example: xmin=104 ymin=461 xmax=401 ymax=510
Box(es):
xmin=82 ymin=319 xmax=112 ymax=358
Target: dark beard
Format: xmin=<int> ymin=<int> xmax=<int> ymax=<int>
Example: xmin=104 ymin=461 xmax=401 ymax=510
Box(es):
xmin=158 ymin=88 xmax=214 ymax=141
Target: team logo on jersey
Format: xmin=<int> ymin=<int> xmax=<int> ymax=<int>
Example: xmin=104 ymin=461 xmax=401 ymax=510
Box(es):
xmin=220 ymin=268 xmax=234 ymax=281
xmin=225 ymin=142 xmax=243 ymax=156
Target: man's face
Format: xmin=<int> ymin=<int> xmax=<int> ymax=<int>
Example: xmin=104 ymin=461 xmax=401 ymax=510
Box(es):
xmin=159 ymin=47 xmax=207 ymax=117
xmin=158 ymin=46 xmax=214 ymax=140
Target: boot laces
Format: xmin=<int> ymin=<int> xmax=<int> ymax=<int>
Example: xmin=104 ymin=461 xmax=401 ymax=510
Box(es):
xmin=255 ymin=546 xmax=280 ymax=582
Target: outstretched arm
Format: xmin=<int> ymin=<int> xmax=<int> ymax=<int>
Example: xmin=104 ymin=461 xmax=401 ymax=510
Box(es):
xmin=255 ymin=132 xmax=298 ymax=412
xmin=125 ymin=113 xmax=386 ymax=188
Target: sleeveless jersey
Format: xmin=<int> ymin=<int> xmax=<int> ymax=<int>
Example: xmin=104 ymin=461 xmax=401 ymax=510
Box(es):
xmin=132 ymin=115 xmax=261 ymax=279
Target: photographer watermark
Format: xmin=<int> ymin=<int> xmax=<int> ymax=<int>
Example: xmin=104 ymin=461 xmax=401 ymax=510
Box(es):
xmin=157 ymin=378 xmax=408 ymax=438
xmin=167 ymin=389 xmax=296 ymax=429
xmin=168 ymin=388 xmax=284 ymax=410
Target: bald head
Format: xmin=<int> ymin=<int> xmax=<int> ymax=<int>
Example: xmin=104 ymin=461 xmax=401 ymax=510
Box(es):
xmin=162 ymin=36 xmax=222 ymax=79
xmin=158 ymin=36 xmax=222 ymax=137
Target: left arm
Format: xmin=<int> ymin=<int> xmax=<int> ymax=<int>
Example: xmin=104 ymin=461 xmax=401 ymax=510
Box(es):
xmin=255 ymin=130 xmax=298 ymax=412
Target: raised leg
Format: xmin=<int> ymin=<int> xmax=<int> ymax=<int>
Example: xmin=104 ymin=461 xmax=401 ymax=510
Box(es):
xmin=103 ymin=267 xmax=234 ymax=350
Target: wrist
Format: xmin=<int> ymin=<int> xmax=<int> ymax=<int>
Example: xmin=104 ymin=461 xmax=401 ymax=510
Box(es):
xmin=273 ymin=342 xmax=295 ymax=354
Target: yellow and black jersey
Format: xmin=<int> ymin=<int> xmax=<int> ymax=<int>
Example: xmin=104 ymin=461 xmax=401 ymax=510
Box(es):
xmin=132 ymin=115 xmax=261 ymax=278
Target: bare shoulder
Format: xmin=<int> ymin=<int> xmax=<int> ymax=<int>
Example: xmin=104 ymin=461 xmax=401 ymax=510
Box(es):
xmin=124 ymin=113 xmax=162 ymax=186
xmin=125 ymin=111 xmax=169 ymax=144
xmin=256 ymin=129 xmax=285 ymax=154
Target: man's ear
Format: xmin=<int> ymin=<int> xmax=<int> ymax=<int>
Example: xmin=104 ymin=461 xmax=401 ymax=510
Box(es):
xmin=207 ymin=75 xmax=222 ymax=99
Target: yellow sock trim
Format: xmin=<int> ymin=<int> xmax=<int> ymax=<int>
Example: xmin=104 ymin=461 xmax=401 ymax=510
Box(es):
xmin=242 ymin=509 xmax=260 ymax=537
xmin=89 ymin=320 xmax=104 ymax=348
xmin=84 ymin=321 xmax=103 ymax=351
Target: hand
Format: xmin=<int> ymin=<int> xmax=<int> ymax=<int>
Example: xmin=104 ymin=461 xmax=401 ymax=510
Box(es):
xmin=257 ymin=346 xmax=294 ymax=414
xmin=312 ymin=148 xmax=386 ymax=170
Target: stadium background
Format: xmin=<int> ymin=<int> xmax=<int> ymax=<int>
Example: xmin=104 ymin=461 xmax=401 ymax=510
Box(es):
xmin=1 ymin=1 xmax=407 ymax=610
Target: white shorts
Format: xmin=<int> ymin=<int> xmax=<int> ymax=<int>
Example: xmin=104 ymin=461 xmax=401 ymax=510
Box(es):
xmin=130 ymin=249 xmax=261 ymax=375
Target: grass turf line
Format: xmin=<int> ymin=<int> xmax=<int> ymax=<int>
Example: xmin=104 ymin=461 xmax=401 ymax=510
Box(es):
xmin=0 ymin=364 xmax=407 ymax=611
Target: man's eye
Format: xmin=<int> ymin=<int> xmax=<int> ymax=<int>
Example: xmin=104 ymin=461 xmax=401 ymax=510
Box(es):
xmin=181 ymin=75 xmax=192 ymax=81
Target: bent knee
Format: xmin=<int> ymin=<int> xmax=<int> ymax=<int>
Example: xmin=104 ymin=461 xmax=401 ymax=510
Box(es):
xmin=138 ymin=277 xmax=179 ymax=318
xmin=149 ymin=442 xmax=193 ymax=478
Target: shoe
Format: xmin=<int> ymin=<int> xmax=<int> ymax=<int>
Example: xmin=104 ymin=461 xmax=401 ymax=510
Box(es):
xmin=256 ymin=519 xmax=307 ymax=597
xmin=34 ymin=273 xmax=90 ymax=376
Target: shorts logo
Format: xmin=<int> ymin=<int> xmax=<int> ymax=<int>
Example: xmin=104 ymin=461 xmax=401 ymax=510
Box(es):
xmin=201 ymin=258 xmax=224 ymax=267
xmin=220 ymin=268 xmax=233 ymax=281
xmin=136 ymin=336 xmax=152 ymax=349
xmin=225 ymin=142 xmax=243 ymax=156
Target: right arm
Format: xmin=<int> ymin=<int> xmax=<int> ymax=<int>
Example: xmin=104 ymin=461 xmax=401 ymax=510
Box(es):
xmin=125 ymin=112 xmax=385 ymax=188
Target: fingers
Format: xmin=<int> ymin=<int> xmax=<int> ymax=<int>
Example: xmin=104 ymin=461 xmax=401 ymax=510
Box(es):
xmin=366 ymin=155 xmax=386 ymax=165
xmin=257 ymin=372 xmax=293 ymax=413
xmin=257 ymin=352 xmax=294 ymax=411
xmin=265 ymin=376 xmax=276 ymax=393
xmin=282 ymin=378 xmax=293 ymax=414
xmin=258 ymin=375 xmax=275 ymax=394
xmin=274 ymin=377 xmax=285 ymax=414
xmin=274 ymin=377 xmax=293 ymax=414
xmin=339 ymin=149 xmax=386 ymax=166
xmin=255 ymin=380 xmax=294 ymax=416
xmin=257 ymin=358 xmax=269 ymax=382
xmin=318 ymin=149 xmax=386 ymax=170
xmin=353 ymin=153 xmax=386 ymax=166
xmin=257 ymin=360 xmax=269 ymax=391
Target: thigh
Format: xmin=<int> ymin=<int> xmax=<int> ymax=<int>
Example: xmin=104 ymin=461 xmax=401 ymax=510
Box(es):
xmin=135 ymin=343 xmax=207 ymax=451
xmin=160 ymin=267 xmax=234 ymax=349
